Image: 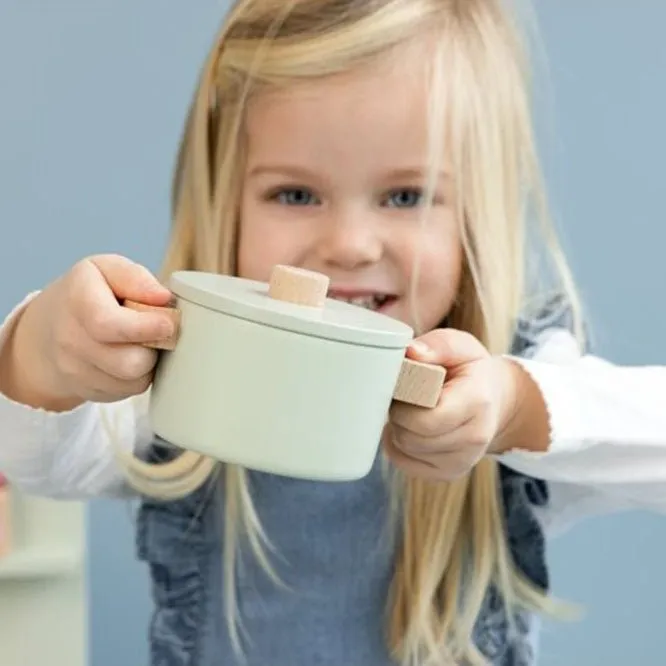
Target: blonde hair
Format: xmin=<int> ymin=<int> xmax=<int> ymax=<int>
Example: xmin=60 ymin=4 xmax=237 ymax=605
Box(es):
xmin=113 ymin=1 xmax=583 ymax=664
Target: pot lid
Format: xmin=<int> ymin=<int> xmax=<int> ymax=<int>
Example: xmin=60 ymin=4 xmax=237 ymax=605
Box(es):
xmin=169 ymin=265 xmax=414 ymax=349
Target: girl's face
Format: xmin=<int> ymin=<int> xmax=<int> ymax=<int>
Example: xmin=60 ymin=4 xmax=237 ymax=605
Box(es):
xmin=238 ymin=42 xmax=462 ymax=332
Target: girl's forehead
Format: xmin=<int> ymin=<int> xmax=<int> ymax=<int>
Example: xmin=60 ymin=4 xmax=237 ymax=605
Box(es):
xmin=243 ymin=41 xmax=448 ymax=171
xmin=248 ymin=35 xmax=435 ymax=112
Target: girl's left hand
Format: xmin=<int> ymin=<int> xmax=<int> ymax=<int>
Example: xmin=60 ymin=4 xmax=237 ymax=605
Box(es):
xmin=383 ymin=328 xmax=536 ymax=481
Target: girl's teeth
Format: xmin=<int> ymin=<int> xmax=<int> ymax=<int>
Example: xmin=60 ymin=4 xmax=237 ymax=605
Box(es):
xmin=351 ymin=296 xmax=373 ymax=308
xmin=333 ymin=295 xmax=387 ymax=310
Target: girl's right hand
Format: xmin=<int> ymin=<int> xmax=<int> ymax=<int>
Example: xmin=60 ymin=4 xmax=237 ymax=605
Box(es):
xmin=1 ymin=254 xmax=176 ymax=410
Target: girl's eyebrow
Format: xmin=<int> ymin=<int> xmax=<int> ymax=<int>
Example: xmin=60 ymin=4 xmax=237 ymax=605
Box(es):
xmin=246 ymin=164 xmax=315 ymax=179
xmin=382 ymin=167 xmax=450 ymax=182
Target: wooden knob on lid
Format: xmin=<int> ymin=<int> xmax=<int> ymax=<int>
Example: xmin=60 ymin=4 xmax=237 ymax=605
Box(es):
xmin=123 ymin=299 xmax=181 ymax=351
xmin=268 ymin=265 xmax=330 ymax=308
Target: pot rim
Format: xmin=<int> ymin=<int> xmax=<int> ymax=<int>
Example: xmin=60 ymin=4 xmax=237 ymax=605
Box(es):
xmin=169 ymin=270 xmax=414 ymax=349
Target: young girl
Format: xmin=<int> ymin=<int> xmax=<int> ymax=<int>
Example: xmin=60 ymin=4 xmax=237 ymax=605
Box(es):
xmin=1 ymin=1 xmax=666 ymax=665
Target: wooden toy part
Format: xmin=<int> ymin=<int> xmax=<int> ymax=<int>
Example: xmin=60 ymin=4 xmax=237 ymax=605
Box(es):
xmin=268 ymin=264 xmax=330 ymax=308
xmin=123 ymin=300 xmax=181 ymax=351
xmin=392 ymin=358 xmax=446 ymax=409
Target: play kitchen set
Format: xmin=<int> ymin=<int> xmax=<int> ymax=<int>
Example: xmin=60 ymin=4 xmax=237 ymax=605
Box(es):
xmin=125 ymin=264 xmax=445 ymax=481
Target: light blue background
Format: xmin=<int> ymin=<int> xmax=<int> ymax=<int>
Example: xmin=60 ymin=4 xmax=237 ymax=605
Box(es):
xmin=0 ymin=3 xmax=664 ymax=665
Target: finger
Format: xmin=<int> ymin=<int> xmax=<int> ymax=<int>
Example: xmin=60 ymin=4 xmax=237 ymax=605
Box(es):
xmin=382 ymin=431 xmax=454 ymax=481
xmin=70 ymin=258 xmax=175 ymax=344
xmin=407 ymin=328 xmax=488 ymax=370
xmin=82 ymin=337 xmax=159 ymax=382
xmin=383 ymin=429 xmax=475 ymax=481
xmin=389 ymin=374 xmax=477 ymax=436
xmin=87 ymin=254 xmax=171 ymax=305
xmin=389 ymin=418 xmax=491 ymax=469
xmin=65 ymin=356 xmax=152 ymax=403
xmin=388 ymin=422 xmax=471 ymax=456
xmin=76 ymin=290 xmax=175 ymax=345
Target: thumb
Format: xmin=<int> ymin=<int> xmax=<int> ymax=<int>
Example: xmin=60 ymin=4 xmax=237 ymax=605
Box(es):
xmin=87 ymin=254 xmax=172 ymax=306
xmin=406 ymin=328 xmax=489 ymax=369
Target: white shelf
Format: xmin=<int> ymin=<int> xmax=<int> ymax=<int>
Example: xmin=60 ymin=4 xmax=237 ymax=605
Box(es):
xmin=0 ymin=489 xmax=87 ymax=666
xmin=0 ymin=545 xmax=82 ymax=579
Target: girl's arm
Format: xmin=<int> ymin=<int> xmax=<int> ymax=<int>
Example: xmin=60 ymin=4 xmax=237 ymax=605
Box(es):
xmin=0 ymin=294 xmax=150 ymax=500
xmin=497 ymin=327 xmax=666 ymax=533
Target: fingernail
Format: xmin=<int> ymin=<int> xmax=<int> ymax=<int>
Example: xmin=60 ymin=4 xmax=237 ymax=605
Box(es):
xmin=409 ymin=340 xmax=431 ymax=356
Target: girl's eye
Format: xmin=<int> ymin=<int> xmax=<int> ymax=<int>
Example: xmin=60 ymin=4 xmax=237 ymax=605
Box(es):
xmin=272 ymin=188 xmax=320 ymax=206
xmin=384 ymin=188 xmax=424 ymax=208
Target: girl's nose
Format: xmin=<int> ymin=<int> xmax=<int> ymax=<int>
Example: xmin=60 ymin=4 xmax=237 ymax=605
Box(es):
xmin=315 ymin=209 xmax=383 ymax=270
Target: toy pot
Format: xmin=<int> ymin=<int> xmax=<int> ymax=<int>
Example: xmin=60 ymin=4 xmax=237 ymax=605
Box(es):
xmin=124 ymin=265 xmax=444 ymax=481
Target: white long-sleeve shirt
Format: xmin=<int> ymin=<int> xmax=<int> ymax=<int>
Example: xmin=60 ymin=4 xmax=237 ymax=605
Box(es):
xmin=1 ymin=295 xmax=666 ymax=537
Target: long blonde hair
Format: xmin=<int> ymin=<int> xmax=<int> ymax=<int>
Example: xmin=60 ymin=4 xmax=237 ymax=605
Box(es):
xmin=114 ymin=1 xmax=583 ymax=664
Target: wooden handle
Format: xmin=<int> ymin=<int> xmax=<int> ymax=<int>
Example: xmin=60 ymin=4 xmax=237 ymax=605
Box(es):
xmin=392 ymin=358 xmax=445 ymax=408
xmin=124 ymin=300 xmax=181 ymax=351
xmin=125 ymin=264 xmax=445 ymax=408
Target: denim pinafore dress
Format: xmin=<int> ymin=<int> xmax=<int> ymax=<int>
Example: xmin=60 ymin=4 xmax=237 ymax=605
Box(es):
xmin=136 ymin=298 xmax=577 ymax=666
